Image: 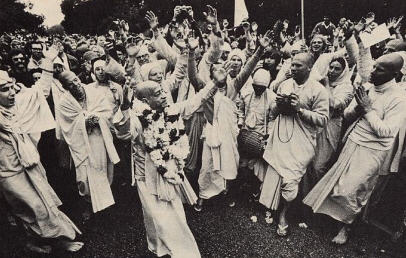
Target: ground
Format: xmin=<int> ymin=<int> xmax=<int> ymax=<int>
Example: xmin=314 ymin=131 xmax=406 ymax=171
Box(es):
xmin=1 ymin=171 xmax=406 ymax=258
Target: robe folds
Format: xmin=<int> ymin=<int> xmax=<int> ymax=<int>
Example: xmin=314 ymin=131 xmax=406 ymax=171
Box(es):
xmin=0 ymin=86 xmax=80 ymax=240
xmin=198 ymin=92 xmax=240 ymax=199
xmin=238 ymin=88 xmax=276 ymax=182
xmin=259 ymin=78 xmax=329 ymax=209
xmin=58 ymin=86 xmax=120 ymax=213
xmin=304 ymin=80 xmax=406 ymax=223
xmin=114 ymin=82 xmax=218 ymax=258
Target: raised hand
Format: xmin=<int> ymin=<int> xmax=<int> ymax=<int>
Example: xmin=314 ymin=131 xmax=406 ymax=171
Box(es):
xmin=203 ymin=5 xmax=217 ymax=25
xmin=185 ymin=36 xmax=199 ymax=51
xmin=394 ymin=16 xmax=404 ymax=32
xmin=223 ymin=61 xmax=233 ymax=75
xmin=258 ymin=30 xmax=272 ymax=49
xmin=121 ymin=82 xmax=131 ymax=111
xmin=186 ymin=6 xmax=194 ymax=19
xmin=212 ymin=67 xmax=227 ymax=87
xmin=342 ymin=21 xmax=354 ymax=39
xmin=387 ymin=17 xmax=396 ymax=29
xmin=126 ymin=39 xmax=143 ymax=57
xmin=173 ymin=6 xmax=182 ymax=20
xmin=145 ymin=11 xmax=159 ymax=30
xmin=242 ymin=20 xmax=250 ymax=31
xmin=354 ymin=18 xmax=366 ymax=34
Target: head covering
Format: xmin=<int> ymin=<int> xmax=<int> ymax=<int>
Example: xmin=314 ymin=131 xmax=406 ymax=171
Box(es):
xmin=252 ymin=68 xmax=271 ymax=87
xmin=221 ymin=42 xmax=231 ymax=52
xmin=329 ymin=58 xmax=351 ymax=87
xmin=0 ymin=70 xmax=13 ymax=85
xmin=228 ymin=48 xmax=246 ymax=64
xmin=140 ymin=61 xmax=162 ymax=81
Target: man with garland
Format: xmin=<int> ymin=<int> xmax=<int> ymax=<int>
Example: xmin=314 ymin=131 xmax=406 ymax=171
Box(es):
xmin=114 ymin=65 xmax=223 ymax=257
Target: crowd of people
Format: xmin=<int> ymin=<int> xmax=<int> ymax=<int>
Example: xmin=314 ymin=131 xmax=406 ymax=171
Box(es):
xmin=1 ymin=4 xmax=406 ymax=257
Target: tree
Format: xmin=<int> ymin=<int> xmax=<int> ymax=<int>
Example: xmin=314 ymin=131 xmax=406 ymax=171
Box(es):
xmin=0 ymin=0 xmax=45 ymax=33
xmin=47 ymin=24 xmax=66 ymax=35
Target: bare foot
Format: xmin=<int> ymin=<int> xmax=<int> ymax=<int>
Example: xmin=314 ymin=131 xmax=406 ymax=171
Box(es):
xmin=25 ymin=242 xmax=52 ymax=254
xmin=57 ymin=240 xmax=84 ymax=252
xmin=332 ymin=226 xmax=349 ymax=245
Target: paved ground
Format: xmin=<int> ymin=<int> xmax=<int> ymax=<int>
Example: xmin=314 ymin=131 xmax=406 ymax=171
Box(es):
xmin=1 ymin=172 xmax=406 ymax=258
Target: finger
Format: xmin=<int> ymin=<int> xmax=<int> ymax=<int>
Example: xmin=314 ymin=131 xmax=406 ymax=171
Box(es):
xmin=203 ymin=12 xmax=207 ymax=18
xmin=354 ymin=93 xmax=361 ymax=104
xmin=264 ymin=30 xmax=272 ymax=38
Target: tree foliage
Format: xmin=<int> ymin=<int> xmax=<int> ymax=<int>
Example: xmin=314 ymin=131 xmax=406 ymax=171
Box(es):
xmin=0 ymin=0 xmax=45 ymax=33
xmin=60 ymin=0 xmax=406 ymax=36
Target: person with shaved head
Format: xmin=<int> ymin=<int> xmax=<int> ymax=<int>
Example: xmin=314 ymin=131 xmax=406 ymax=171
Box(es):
xmin=304 ymin=52 xmax=406 ymax=245
xmin=259 ymin=52 xmax=329 ymax=236
xmin=114 ymin=72 xmax=221 ymax=257
xmin=57 ymin=71 xmax=119 ymax=221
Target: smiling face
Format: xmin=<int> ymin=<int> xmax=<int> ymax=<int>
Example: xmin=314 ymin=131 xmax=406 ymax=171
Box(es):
xmin=311 ymin=38 xmax=324 ymax=53
xmin=148 ymin=67 xmax=164 ymax=84
xmin=0 ymin=82 xmax=16 ymax=108
xmin=11 ymin=53 xmax=26 ymax=72
xmin=146 ymin=83 xmax=168 ymax=110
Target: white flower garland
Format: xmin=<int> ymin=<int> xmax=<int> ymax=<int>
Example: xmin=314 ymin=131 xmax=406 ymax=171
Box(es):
xmin=132 ymin=99 xmax=189 ymax=184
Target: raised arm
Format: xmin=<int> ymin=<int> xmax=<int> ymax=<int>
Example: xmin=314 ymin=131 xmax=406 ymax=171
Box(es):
xmin=162 ymin=53 xmax=188 ymax=94
xmin=146 ymin=11 xmax=178 ymax=68
xmin=187 ymin=37 xmax=205 ymax=91
xmin=234 ymin=30 xmax=273 ymax=93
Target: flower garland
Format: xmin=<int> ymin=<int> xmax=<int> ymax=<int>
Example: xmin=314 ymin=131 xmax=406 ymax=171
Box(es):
xmin=132 ymin=99 xmax=189 ymax=183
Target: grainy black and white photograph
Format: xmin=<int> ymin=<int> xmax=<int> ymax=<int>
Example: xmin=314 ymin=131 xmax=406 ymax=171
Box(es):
xmin=1 ymin=0 xmax=406 ymax=257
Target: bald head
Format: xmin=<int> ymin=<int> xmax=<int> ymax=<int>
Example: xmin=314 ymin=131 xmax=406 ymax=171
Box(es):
xmin=291 ymin=53 xmax=315 ymax=84
xmin=293 ymin=53 xmax=315 ymax=68
xmin=58 ymin=71 xmax=77 ymax=89
xmin=134 ymin=80 xmax=167 ymax=110
xmin=376 ymin=53 xmax=404 ymax=73
xmin=384 ymin=39 xmax=406 ymax=55
xmin=134 ymin=80 xmax=160 ymax=100
xmin=370 ymin=53 xmax=404 ymax=85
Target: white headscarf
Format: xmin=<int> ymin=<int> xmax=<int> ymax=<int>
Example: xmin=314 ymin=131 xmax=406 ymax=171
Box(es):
xmin=228 ymin=49 xmax=246 ymax=64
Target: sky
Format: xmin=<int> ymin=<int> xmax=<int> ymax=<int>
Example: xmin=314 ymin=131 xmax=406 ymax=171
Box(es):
xmin=21 ymin=0 xmax=64 ymax=27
